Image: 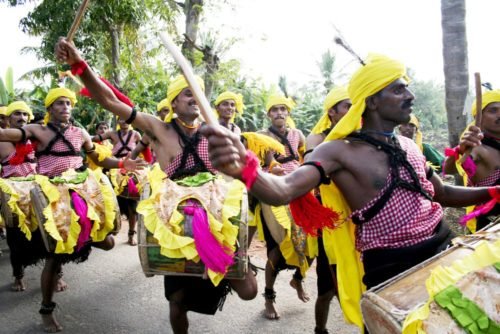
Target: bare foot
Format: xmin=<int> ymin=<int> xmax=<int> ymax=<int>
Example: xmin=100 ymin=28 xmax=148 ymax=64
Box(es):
xmin=264 ymin=298 xmax=280 ymax=320
xmin=290 ymin=278 xmax=310 ymax=302
xmin=11 ymin=277 xmax=26 ymax=292
xmin=55 ymin=278 xmax=68 ymax=293
xmin=41 ymin=313 xmax=63 ymax=333
xmin=127 ymin=234 xmax=137 ymax=246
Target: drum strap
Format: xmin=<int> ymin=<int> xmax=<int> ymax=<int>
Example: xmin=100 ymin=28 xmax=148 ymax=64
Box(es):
xmin=350 ymin=132 xmax=433 ymax=225
xmin=169 ymin=120 xmax=210 ymax=180
xmin=115 ymin=131 xmax=133 ymax=158
xmin=268 ymin=126 xmax=299 ymax=163
xmin=35 ymin=123 xmax=81 ymax=158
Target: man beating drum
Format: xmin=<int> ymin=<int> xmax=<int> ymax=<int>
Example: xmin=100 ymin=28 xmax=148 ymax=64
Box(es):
xmin=55 ymin=38 xmax=257 ymax=334
xmin=201 ymin=53 xmax=500 ymax=332
xmin=0 ymin=88 xmax=144 ymax=332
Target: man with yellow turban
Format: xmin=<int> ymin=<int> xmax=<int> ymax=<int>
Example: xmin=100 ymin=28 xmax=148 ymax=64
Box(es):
xmin=398 ymin=114 xmax=444 ymax=172
xmin=156 ymin=97 xmax=170 ymax=121
xmin=443 ymin=89 xmax=500 ymax=232
xmin=0 ymin=87 xmax=143 ymax=332
xmin=306 ymin=86 xmax=351 ymax=155
xmin=305 ymin=86 xmax=351 ymax=334
xmin=203 ymin=54 xmax=499 ymax=333
xmin=56 ymin=38 xmax=257 ymax=334
xmin=214 ymin=91 xmax=244 ymax=135
xmin=0 ymin=104 xmax=9 ymax=129
xmin=251 ymin=94 xmax=314 ymax=320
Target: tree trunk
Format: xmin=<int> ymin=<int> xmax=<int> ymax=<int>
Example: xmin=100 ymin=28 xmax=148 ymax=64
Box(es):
xmin=110 ymin=25 xmax=121 ymax=86
xmin=441 ymin=0 xmax=468 ymax=147
xmin=182 ymin=0 xmax=203 ymax=64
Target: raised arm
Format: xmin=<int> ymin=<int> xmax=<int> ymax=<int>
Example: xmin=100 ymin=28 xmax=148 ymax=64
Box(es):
xmin=91 ymin=130 xmax=113 ymax=143
xmin=0 ymin=124 xmax=40 ymax=143
xmin=55 ymin=38 xmax=159 ymax=133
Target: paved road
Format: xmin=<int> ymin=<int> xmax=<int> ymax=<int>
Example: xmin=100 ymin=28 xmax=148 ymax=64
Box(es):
xmin=0 ymin=229 xmax=359 ymax=334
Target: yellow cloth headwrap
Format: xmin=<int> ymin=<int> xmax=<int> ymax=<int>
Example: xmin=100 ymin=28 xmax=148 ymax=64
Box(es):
xmin=164 ymin=75 xmax=205 ymax=122
xmin=408 ymin=114 xmax=423 ymax=152
xmin=325 ymin=54 xmax=409 ymax=141
xmin=471 ymin=89 xmax=500 ymax=117
xmin=265 ymin=95 xmax=296 ymax=112
xmin=6 ymin=101 xmax=34 ymax=122
xmin=156 ymin=98 xmax=170 ymax=113
xmin=215 ymin=91 xmax=245 ymax=114
xmin=44 ymin=87 xmax=77 ymax=108
xmin=0 ymin=106 xmax=7 ymax=116
xmin=311 ymin=86 xmax=350 ymax=135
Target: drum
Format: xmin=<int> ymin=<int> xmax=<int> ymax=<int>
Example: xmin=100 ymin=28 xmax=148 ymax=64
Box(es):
xmin=99 ymin=173 xmax=121 ymax=235
xmin=0 ymin=190 xmax=14 ymax=228
xmin=361 ymin=222 xmax=500 ymax=334
xmin=138 ymin=181 xmax=249 ymax=279
xmin=30 ymin=183 xmax=56 ymax=253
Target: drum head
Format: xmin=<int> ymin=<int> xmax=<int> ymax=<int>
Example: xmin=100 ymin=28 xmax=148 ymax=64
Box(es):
xmin=100 ymin=174 xmax=121 ymax=235
xmin=0 ymin=190 xmax=14 ymax=228
xmin=260 ymin=203 xmax=287 ymax=244
xmin=361 ymin=292 xmax=403 ymax=334
xmin=30 ymin=184 xmax=56 ymax=253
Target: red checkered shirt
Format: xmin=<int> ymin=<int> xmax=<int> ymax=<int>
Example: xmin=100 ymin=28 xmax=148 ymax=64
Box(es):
xmin=264 ymin=128 xmax=301 ymax=174
xmin=471 ymin=169 xmax=500 ymax=187
xmin=112 ymin=130 xmax=138 ymax=158
xmin=350 ymin=136 xmax=443 ymax=252
xmin=164 ymin=136 xmax=217 ymax=177
xmin=37 ymin=125 xmax=84 ymax=178
xmin=1 ymin=141 xmax=37 ymax=178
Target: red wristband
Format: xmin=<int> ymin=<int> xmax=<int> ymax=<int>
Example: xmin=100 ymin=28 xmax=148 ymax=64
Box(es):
xmin=241 ymin=150 xmax=259 ymax=190
xmin=118 ymin=158 xmax=124 ymax=169
xmin=488 ymin=186 xmax=500 ymax=201
xmin=71 ymin=60 xmax=88 ymax=76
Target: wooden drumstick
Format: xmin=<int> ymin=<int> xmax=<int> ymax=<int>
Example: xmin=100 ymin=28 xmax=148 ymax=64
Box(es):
xmin=159 ymin=32 xmax=218 ymax=126
xmin=67 ymin=0 xmax=91 ymax=43
xmin=459 ymin=72 xmax=482 ymax=163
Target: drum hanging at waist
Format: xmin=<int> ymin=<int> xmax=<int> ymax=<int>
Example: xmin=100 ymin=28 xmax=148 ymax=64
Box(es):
xmin=138 ymin=180 xmax=249 ymax=280
xmin=360 ymin=221 xmax=500 ymax=334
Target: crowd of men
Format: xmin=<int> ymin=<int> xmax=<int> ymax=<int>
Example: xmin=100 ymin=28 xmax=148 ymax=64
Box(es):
xmin=0 ymin=37 xmax=499 ymax=334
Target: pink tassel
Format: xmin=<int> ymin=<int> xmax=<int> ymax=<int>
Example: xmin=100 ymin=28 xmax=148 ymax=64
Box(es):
xmin=459 ymin=199 xmax=496 ymax=226
xmin=462 ymin=156 xmax=477 ymax=178
xmin=127 ymin=178 xmax=139 ymax=197
xmin=71 ymin=192 xmax=92 ymax=251
xmin=184 ymin=202 xmax=234 ymax=274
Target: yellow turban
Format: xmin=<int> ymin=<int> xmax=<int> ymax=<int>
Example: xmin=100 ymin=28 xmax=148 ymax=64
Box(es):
xmin=156 ymin=98 xmax=170 ymax=113
xmin=44 ymin=87 xmax=77 ymax=108
xmin=311 ymin=86 xmax=350 ymax=135
xmin=408 ymin=114 xmax=423 ymax=151
xmin=265 ymin=95 xmax=296 ymax=112
xmin=164 ymin=75 xmax=204 ymax=122
xmin=6 ymin=101 xmax=34 ymax=121
xmin=471 ymin=89 xmax=500 ymax=117
xmin=0 ymin=106 xmax=8 ymax=116
xmin=215 ymin=91 xmax=245 ymax=123
xmin=325 ymin=54 xmax=409 ymax=141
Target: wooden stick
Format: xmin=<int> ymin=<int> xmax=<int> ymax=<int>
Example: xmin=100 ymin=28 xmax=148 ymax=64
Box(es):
xmin=459 ymin=72 xmax=482 ymax=163
xmin=67 ymin=0 xmax=91 ymax=42
xmin=159 ymin=32 xmax=218 ymax=126
xmin=474 ymin=72 xmax=482 ymax=129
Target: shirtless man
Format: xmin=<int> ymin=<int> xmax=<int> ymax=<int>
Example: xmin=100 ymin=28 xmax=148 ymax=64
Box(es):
xmin=56 ymin=37 xmax=257 ymax=334
xmin=305 ymin=86 xmax=351 ymax=334
xmin=443 ymin=89 xmax=500 ymax=231
xmin=203 ymin=54 xmax=498 ymax=332
xmin=256 ymin=95 xmax=311 ymax=320
xmin=0 ymin=89 xmax=142 ymax=333
xmin=92 ymin=118 xmax=142 ymax=245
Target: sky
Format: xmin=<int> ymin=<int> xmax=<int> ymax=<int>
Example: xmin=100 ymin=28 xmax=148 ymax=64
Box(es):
xmin=1 ymin=0 xmax=499 ymax=91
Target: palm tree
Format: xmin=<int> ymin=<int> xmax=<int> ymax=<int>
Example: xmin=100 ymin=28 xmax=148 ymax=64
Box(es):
xmin=441 ymin=0 xmax=469 ymax=147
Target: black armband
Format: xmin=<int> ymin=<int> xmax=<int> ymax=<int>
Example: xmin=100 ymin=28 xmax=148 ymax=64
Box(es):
xmin=426 ymin=166 xmax=434 ymax=180
xmin=98 ymin=134 xmax=103 ymax=142
xmin=303 ymin=148 xmax=314 ymax=158
xmin=302 ymin=161 xmax=330 ymax=186
xmin=125 ymin=107 xmax=137 ymax=124
xmin=85 ymin=144 xmax=96 ymax=154
xmin=18 ymin=127 xmax=27 ymax=143
xmin=139 ymin=139 xmax=148 ymax=147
